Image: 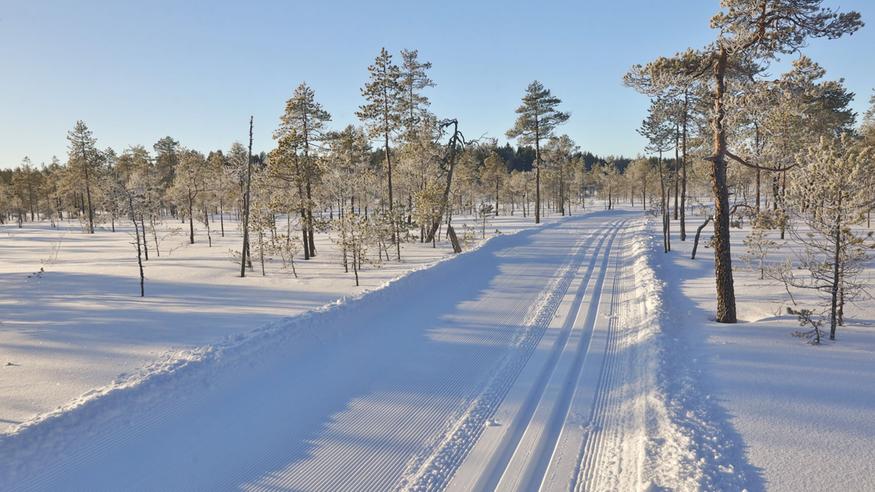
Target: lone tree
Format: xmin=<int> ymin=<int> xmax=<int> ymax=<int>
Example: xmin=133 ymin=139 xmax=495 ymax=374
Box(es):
xmin=506 ymin=81 xmax=569 ymax=224
xmin=240 ymin=116 xmax=254 ymax=278
xmin=638 ymin=99 xmax=676 ymax=253
xmin=627 ymin=0 xmax=863 ymax=323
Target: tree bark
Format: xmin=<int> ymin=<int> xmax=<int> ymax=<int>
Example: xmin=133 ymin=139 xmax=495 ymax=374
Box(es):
xmin=240 ymin=116 xmax=254 ymax=278
xmin=82 ymin=148 xmax=95 ymax=234
xmin=711 ymin=47 xmax=738 ymax=323
xmin=830 ymin=206 xmax=842 ymax=340
xmin=534 ymin=116 xmax=541 ymax=224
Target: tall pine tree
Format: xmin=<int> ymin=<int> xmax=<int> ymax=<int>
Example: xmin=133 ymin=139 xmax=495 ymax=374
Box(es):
xmin=506 ymin=81 xmax=569 ymax=223
xmin=275 ymin=82 xmax=331 ymax=259
xmin=357 ymin=48 xmax=403 ymax=214
xmin=66 ymin=120 xmax=100 ymax=234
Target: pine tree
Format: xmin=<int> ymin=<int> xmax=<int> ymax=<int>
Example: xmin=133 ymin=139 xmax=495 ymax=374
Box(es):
xmin=357 ymin=48 xmax=403 ymax=213
xmin=626 ymin=0 xmax=863 ymax=323
xmin=153 ymin=136 xmax=180 ymax=191
xmin=639 ymin=100 xmax=675 ymax=253
xmin=783 ymin=134 xmax=874 ymax=340
xmin=480 ymin=150 xmax=507 ymax=217
xmin=506 ymin=81 xmax=569 ymax=224
xmin=542 ymin=135 xmax=577 ymax=216
xmin=66 ymin=121 xmax=100 ymax=234
xmin=399 ymin=49 xmax=435 ymax=137
xmin=275 ymin=82 xmax=331 ymax=259
xmin=171 ymin=149 xmax=208 ymax=244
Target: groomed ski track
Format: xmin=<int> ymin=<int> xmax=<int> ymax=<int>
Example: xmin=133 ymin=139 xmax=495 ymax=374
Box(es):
xmin=1 ymin=210 xmax=654 ymax=492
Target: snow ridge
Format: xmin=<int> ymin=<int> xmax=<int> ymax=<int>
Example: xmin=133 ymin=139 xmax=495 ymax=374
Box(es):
xmin=638 ymin=217 xmax=761 ymax=491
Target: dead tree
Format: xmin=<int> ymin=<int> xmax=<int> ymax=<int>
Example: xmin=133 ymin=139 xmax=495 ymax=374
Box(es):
xmin=425 ymin=119 xmax=469 ymax=246
xmin=240 ymin=116 xmax=254 ymax=278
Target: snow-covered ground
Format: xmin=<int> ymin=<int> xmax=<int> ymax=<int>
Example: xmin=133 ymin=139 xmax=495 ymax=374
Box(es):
xmin=0 ymin=211 xmax=565 ymax=433
xmin=3 ymin=205 xmax=873 ymax=491
xmin=1 ymin=208 xmax=691 ymax=491
xmin=648 ymin=211 xmax=875 ymax=492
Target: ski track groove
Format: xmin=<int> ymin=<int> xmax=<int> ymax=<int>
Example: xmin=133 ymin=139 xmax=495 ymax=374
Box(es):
xmin=400 ymin=222 xmax=616 ymax=492
xmin=576 ymin=229 xmax=624 ymax=491
xmin=494 ymin=221 xmax=623 ymax=492
xmin=434 ymin=220 xmax=628 ymax=492
xmin=574 ymin=224 xmax=650 ymax=492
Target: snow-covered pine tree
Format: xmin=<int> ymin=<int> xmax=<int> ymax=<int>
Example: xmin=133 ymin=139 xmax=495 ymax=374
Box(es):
xmin=275 ymin=82 xmax=331 ymax=259
xmin=357 ymin=48 xmax=404 ymax=260
xmin=639 ymin=100 xmax=675 ymax=253
xmin=743 ymin=211 xmax=780 ymax=280
xmin=506 ymin=81 xmax=569 ymax=224
xmin=399 ymin=49 xmax=435 ymax=138
xmin=783 ymin=134 xmax=874 ymax=341
xmin=66 ymin=121 xmax=101 ymax=234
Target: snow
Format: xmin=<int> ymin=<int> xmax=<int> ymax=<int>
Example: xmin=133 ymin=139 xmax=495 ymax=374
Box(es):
xmin=647 ymin=211 xmax=875 ymax=492
xmin=0 ymin=212 xmax=684 ymax=490
xmin=0 ymin=213 xmax=555 ymax=434
xmin=2 ymin=206 xmax=873 ymax=491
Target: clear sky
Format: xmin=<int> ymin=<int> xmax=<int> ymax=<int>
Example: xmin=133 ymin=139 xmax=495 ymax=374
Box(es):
xmin=1 ymin=0 xmax=873 ymax=168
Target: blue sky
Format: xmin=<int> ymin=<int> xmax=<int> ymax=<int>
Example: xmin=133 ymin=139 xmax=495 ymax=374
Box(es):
xmin=1 ymin=0 xmax=873 ymax=168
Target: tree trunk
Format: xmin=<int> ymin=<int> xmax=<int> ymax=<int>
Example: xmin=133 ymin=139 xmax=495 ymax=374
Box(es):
xmin=240 ymin=116 xmax=254 ymax=278
xmin=150 ymin=217 xmax=160 ymax=257
xmin=711 ymin=47 xmax=738 ymax=323
xmin=128 ymin=197 xmax=144 ymax=297
xmin=219 ymin=198 xmax=225 ymax=237
xmin=674 ymin=126 xmax=680 ymax=220
xmin=534 ymin=117 xmax=541 ymax=224
xmin=300 ymin=206 xmax=310 ymax=260
xmin=681 ymin=108 xmax=688 ymax=240
xmin=830 ymin=208 xmax=842 ymax=340
xmin=692 ymin=216 xmax=713 ymax=260
xmin=188 ymin=190 xmax=195 ymax=245
xmin=140 ymin=215 xmax=149 ymax=260
xmin=82 ymin=150 xmax=95 ymax=234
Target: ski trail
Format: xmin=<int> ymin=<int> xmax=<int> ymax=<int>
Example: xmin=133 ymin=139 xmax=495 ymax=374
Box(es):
xmin=398 ymin=222 xmax=614 ymax=491
xmin=444 ymin=220 xmax=626 ymax=492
